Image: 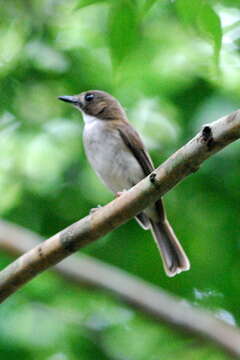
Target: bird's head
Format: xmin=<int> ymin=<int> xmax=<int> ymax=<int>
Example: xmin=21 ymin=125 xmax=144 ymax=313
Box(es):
xmin=58 ymin=90 xmax=125 ymax=121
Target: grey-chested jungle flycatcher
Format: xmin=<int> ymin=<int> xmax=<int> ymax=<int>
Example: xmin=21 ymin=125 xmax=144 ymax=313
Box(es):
xmin=58 ymin=90 xmax=190 ymax=277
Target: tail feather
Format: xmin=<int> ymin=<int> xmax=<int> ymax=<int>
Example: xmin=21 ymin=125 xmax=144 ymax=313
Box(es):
xmin=150 ymin=220 xmax=190 ymax=277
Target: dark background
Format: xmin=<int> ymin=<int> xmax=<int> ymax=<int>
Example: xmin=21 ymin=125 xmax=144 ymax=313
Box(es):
xmin=0 ymin=0 xmax=240 ymax=359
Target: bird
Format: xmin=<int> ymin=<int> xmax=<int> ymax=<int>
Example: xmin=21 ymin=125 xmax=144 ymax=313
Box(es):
xmin=58 ymin=90 xmax=190 ymax=277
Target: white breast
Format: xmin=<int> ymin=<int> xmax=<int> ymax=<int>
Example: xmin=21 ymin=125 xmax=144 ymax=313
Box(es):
xmin=82 ymin=117 xmax=144 ymax=193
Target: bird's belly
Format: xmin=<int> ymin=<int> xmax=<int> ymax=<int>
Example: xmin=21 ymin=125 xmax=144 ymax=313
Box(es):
xmin=99 ymin=149 xmax=143 ymax=193
xmin=83 ymin=122 xmax=144 ymax=193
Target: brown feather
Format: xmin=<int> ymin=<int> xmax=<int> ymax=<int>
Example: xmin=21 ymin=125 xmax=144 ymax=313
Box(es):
xmin=117 ymin=121 xmax=154 ymax=176
xmin=116 ymin=121 xmax=166 ymax=222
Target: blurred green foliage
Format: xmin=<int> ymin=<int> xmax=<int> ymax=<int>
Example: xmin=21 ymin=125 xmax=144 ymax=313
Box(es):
xmin=0 ymin=0 xmax=240 ymax=358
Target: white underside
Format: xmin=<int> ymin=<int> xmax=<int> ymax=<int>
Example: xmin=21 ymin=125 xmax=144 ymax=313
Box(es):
xmin=82 ymin=116 xmax=145 ymax=194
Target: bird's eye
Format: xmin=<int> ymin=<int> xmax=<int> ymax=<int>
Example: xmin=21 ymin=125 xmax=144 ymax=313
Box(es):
xmin=85 ymin=93 xmax=94 ymax=102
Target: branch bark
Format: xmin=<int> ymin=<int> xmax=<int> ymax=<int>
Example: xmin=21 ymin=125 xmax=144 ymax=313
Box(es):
xmin=0 ymin=110 xmax=240 ymax=302
xmin=1 ymin=219 xmax=240 ymax=358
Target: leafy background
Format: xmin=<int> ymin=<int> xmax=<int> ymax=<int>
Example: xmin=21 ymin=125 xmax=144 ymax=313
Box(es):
xmin=0 ymin=0 xmax=240 ymax=358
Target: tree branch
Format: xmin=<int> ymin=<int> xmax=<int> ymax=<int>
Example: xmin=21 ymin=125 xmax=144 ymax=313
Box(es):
xmin=0 ymin=110 xmax=240 ymax=302
xmin=1 ymin=219 xmax=240 ymax=358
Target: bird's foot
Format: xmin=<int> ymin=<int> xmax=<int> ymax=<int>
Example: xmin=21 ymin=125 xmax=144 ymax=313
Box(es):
xmin=90 ymin=205 xmax=102 ymax=214
xmin=116 ymin=189 xmax=128 ymax=197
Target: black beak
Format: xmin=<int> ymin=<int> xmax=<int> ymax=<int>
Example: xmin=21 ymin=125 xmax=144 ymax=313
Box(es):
xmin=58 ymin=95 xmax=79 ymax=104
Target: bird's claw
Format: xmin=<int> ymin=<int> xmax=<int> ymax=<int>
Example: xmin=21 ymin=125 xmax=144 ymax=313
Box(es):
xmin=116 ymin=189 xmax=128 ymax=197
xmin=90 ymin=205 xmax=102 ymax=214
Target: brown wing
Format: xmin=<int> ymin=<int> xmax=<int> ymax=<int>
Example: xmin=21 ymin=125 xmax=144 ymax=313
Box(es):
xmin=117 ymin=121 xmax=165 ymax=225
xmin=117 ymin=122 xmax=154 ymax=176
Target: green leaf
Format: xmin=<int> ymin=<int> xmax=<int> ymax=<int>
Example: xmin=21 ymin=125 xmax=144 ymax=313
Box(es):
xmin=217 ymin=0 xmax=240 ymax=7
xmin=76 ymin=0 xmax=107 ymax=9
xmin=108 ymin=0 xmax=139 ymax=66
xmin=198 ymin=3 xmax=222 ymax=65
xmin=176 ymin=0 xmax=222 ymax=65
xmin=175 ymin=0 xmax=203 ymax=26
xmin=142 ymin=0 xmax=159 ymax=15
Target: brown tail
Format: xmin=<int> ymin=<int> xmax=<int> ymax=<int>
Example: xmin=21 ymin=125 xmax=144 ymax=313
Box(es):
xmin=150 ymin=219 xmax=190 ymax=277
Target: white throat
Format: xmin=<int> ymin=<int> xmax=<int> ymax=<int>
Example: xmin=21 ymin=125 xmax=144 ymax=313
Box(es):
xmin=80 ymin=111 xmax=98 ymax=125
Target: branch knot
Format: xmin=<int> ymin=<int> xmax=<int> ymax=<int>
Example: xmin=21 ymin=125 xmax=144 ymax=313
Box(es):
xmin=149 ymin=172 xmax=157 ymax=185
xmin=201 ymin=125 xmax=215 ymax=150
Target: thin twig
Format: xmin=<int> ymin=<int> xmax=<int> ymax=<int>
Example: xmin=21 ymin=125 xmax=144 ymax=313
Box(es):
xmin=0 ymin=219 xmax=240 ymax=358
